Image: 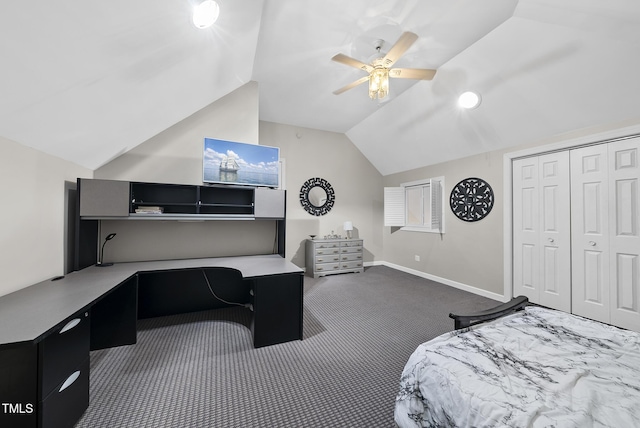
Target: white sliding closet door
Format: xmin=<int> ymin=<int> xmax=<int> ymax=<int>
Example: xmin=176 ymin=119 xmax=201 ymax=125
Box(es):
xmin=572 ymin=139 xmax=640 ymax=330
xmin=513 ymin=152 xmax=571 ymax=311
xmin=538 ymin=152 xmax=571 ymax=310
xmin=513 ymin=157 xmax=539 ymax=302
xmin=571 ymin=144 xmax=610 ymax=323
xmin=608 ymin=139 xmax=640 ymax=331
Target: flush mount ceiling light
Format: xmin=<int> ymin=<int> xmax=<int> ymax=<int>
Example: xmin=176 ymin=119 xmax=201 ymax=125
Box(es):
xmin=458 ymin=91 xmax=481 ymax=109
xmin=193 ymin=0 xmax=220 ymax=29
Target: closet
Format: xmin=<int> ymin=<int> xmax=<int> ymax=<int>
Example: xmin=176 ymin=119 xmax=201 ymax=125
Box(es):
xmin=512 ymin=137 xmax=640 ymax=332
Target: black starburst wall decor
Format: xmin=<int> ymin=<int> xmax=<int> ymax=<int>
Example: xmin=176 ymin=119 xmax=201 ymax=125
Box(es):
xmin=449 ymin=177 xmax=494 ymax=222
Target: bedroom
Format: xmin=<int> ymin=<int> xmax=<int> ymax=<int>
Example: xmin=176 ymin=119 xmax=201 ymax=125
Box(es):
xmin=1 ymin=1 xmax=639 ymax=427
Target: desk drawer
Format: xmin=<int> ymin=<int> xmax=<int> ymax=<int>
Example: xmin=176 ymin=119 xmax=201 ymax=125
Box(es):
xmin=40 ymin=357 xmax=89 ymax=428
xmin=39 ymin=312 xmax=90 ymax=397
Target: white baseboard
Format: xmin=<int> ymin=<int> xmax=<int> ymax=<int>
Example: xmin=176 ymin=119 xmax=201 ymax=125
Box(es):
xmin=365 ymin=261 xmax=506 ymax=302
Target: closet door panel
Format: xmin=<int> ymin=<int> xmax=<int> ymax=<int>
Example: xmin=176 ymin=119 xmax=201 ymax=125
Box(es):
xmin=571 ymin=144 xmax=610 ymax=323
xmin=513 ymin=157 xmax=540 ymax=302
xmin=609 ymin=138 xmax=640 ymax=331
xmin=538 ymin=152 xmax=571 ymax=311
xmin=583 ymin=250 xmax=606 ymax=302
xmin=512 ymin=153 xmax=570 ymax=311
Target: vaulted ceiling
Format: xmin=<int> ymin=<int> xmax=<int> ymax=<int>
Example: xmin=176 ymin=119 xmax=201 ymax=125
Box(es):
xmin=1 ymin=0 xmax=639 ymax=175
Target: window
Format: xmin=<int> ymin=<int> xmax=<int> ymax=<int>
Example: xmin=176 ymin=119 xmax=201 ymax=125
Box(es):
xmin=384 ymin=177 xmax=444 ymax=233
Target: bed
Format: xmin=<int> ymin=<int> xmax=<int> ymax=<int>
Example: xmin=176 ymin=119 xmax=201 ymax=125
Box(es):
xmin=394 ymin=297 xmax=640 ymax=427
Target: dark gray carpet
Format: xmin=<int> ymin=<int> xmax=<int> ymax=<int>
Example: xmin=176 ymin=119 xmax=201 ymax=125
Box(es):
xmin=75 ymin=265 xmax=497 ymax=427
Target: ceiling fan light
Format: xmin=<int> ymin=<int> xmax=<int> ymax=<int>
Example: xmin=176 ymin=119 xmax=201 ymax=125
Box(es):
xmin=458 ymin=91 xmax=481 ymax=109
xmin=369 ymin=68 xmax=389 ymax=100
xmin=193 ymin=0 xmax=220 ymax=29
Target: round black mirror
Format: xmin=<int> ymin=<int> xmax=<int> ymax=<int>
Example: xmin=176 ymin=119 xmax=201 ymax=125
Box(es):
xmin=300 ymin=177 xmax=335 ymax=216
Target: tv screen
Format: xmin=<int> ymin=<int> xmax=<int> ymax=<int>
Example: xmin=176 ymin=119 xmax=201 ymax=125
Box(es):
xmin=203 ymin=138 xmax=280 ymax=187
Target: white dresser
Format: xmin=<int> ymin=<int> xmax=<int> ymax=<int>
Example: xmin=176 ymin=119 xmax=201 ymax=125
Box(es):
xmin=305 ymin=238 xmax=364 ymax=278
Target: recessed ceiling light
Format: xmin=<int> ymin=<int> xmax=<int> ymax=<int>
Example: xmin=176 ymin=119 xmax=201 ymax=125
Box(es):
xmin=458 ymin=91 xmax=481 ymax=109
xmin=193 ymin=0 xmax=220 ymax=29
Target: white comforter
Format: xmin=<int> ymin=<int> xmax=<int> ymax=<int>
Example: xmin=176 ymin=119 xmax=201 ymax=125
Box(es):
xmin=395 ymin=306 xmax=640 ymax=427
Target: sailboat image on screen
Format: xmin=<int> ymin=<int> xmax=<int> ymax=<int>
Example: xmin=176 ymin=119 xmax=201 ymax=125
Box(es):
xmin=203 ymin=138 xmax=280 ymax=187
xmin=219 ymin=154 xmax=239 ymax=172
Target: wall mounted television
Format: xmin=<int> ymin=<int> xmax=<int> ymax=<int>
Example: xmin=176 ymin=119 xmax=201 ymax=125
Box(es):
xmin=203 ymin=138 xmax=280 ymax=187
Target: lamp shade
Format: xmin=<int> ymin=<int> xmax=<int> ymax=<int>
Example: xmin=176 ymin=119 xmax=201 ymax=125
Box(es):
xmin=343 ymin=221 xmax=353 ymax=231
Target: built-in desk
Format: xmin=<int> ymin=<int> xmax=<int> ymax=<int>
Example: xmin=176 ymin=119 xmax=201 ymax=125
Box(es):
xmin=0 ymin=255 xmax=303 ymax=428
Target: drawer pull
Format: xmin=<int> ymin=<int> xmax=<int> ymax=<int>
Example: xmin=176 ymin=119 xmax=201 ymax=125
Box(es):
xmin=59 ymin=370 xmax=81 ymax=393
xmin=59 ymin=318 xmax=82 ymax=334
xmin=317 ymin=258 xmax=323 ymax=262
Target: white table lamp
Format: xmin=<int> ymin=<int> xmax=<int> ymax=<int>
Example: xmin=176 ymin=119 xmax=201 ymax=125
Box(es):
xmin=343 ymin=221 xmax=353 ymax=239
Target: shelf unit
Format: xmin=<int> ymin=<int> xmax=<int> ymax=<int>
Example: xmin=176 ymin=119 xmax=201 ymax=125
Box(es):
xmin=75 ymin=178 xmax=287 ymax=270
xmin=130 ymin=182 xmax=256 ymax=217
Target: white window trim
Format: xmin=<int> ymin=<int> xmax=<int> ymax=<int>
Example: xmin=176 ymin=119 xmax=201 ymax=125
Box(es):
xmin=384 ymin=176 xmax=445 ymax=234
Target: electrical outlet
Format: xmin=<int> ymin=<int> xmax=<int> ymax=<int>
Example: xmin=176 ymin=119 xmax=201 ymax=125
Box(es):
xmin=414 ymin=255 xmax=420 ymax=262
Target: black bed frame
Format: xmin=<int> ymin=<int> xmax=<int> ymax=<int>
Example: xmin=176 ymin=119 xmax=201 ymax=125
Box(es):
xmin=449 ymin=295 xmax=529 ymax=329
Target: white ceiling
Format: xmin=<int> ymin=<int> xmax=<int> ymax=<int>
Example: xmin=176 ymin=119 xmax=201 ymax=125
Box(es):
xmin=1 ymin=0 xmax=639 ymax=175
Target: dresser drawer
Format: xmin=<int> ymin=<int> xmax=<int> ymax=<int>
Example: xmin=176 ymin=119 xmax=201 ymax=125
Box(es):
xmin=39 ymin=312 xmax=90 ymax=397
xmin=340 ymin=252 xmax=363 ymax=262
xmin=340 ymin=246 xmax=363 ymax=254
xmin=341 ymin=261 xmax=364 ymax=270
xmin=40 ymin=357 xmax=89 ymax=428
xmin=315 ymin=247 xmax=340 ymax=256
xmin=341 ymin=240 xmax=363 ymax=247
xmin=314 ymin=242 xmax=339 ymax=249
xmin=315 ymin=262 xmax=341 ymax=273
xmin=315 ymin=254 xmax=341 ymax=264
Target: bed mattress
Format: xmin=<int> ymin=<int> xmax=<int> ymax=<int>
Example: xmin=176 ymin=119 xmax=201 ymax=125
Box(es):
xmin=395 ymin=306 xmax=640 ymax=427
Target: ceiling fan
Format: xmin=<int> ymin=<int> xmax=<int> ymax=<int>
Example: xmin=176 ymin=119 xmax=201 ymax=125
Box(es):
xmin=331 ymin=31 xmax=436 ymax=100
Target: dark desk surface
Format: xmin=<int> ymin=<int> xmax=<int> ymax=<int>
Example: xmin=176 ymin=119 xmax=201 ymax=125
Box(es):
xmin=0 ymin=255 xmax=303 ymax=347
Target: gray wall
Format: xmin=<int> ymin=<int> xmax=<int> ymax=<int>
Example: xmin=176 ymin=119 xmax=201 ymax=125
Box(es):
xmin=6 ymin=75 xmax=637 ymax=298
xmin=94 ymin=82 xmax=384 ymax=267
xmin=0 ymin=136 xmax=92 ymax=297
xmin=95 ymin=82 xmax=272 ymax=263
xmin=259 ymin=121 xmax=384 ymax=267
xmin=382 ymin=149 xmax=507 ymax=296
xmin=381 ymin=119 xmax=640 ymax=298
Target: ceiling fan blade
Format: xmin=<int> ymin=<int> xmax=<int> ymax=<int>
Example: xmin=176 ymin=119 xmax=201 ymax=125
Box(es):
xmin=389 ymin=68 xmax=437 ymax=80
xmin=333 ymin=76 xmax=370 ymax=95
xmin=382 ymin=32 xmax=418 ymax=68
xmin=331 ymin=53 xmax=373 ymax=73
